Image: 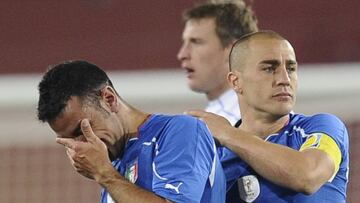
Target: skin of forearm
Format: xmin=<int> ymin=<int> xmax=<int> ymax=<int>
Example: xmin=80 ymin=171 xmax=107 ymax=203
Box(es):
xmin=94 ymin=166 xmax=169 ymax=203
xmin=221 ymin=128 xmax=331 ymax=194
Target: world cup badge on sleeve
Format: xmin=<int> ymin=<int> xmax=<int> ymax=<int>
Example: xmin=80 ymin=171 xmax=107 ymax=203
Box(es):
xmin=238 ymin=175 xmax=260 ymax=202
xmin=125 ymin=158 xmax=138 ymax=183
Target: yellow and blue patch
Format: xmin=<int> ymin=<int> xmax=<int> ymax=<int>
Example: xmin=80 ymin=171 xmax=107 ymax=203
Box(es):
xmin=300 ymin=133 xmax=342 ymax=181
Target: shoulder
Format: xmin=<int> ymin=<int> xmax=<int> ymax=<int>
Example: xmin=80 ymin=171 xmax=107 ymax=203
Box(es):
xmin=154 ymin=114 xmax=211 ymax=142
xmin=167 ymin=114 xmax=199 ymax=124
xmin=152 ymin=114 xmax=198 ymax=124
xmin=168 ymin=114 xmax=209 ymax=132
xmin=147 ymin=114 xmax=200 ymax=130
xmin=292 ymin=113 xmax=346 ymax=131
xmin=293 ymin=113 xmax=348 ymax=148
xmin=308 ymin=113 xmax=344 ymax=125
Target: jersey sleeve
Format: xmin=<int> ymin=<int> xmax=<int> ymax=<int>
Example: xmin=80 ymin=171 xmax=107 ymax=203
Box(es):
xmin=299 ymin=114 xmax=348 ymax=181
xmin=300 ymin=132 xmax=341 ymax=181
xmin=151 ymin=115 xmax=216 ymax=203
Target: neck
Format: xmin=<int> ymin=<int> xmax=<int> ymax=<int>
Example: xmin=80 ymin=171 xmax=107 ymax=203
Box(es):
xmin=120 ymin=105 xmax=150 ymax=139
xmin=111 ymin=103 xmax=150 ymax=159
xmin=240 ymin=112 xmax=290 ymax=139
xmin=206 ymin=85 xmax=231 ymax=101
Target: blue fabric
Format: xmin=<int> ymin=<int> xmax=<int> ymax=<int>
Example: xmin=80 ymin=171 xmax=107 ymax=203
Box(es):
xmin=101 ymin=114 xmax=226 ymax=203
xmin=221 ymin=113 xmax=349 ymax=203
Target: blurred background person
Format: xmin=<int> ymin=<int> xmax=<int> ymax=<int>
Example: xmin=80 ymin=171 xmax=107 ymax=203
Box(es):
xmin=177 ymin=0 xmax=258 ymax=125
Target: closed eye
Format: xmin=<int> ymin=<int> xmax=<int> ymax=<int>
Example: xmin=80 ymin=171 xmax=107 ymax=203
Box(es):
xmin=190 ymin=38 xmax=203 ymax=44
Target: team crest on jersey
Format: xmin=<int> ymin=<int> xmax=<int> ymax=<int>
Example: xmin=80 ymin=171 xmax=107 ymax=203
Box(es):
xmin=300 ymin=133 xmax=323 ymax=151
xmin=125 ymin=158 xmax=138 ymax=183
xmin=238 ymin=175 xmax=260 ymax=203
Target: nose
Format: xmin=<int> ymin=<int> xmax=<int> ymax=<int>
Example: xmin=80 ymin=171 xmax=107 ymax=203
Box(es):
xmin=275 ymin=66 xmax=291 ymax=86
xmin=177 ymin=43 xmax=189 ymax=62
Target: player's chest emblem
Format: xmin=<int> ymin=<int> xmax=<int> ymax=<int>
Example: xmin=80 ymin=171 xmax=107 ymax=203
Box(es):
xmin=238 ymin=175 xmax=260 ymax=202
xmin=125 ymin=158 xmax=138 ymax=183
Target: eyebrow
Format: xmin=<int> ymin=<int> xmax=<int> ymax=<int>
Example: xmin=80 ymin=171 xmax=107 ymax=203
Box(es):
xmin=286 ymin=60 xmax=297 ymax=65
xmin=260 ymin=59 xmax=297 ymax=66
xmin=260 ymin=60 xmax=280 ymax=66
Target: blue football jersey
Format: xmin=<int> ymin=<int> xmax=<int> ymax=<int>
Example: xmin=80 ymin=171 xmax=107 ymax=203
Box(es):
xmin=101 ymin=114 xmax=226 ymax=203
xmin=220 ymin=113 xmax=349 ymax=203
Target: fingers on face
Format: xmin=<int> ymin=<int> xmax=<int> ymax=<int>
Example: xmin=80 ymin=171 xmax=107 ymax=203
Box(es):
xmin=57 ymin=138 xmax=84 ymax=154
xmin=81 ymin=119 xmax=96 ymax=142
xmin=63 ymin=143 xmax=89 ymax=176
xmin=67 ymin=154 xmax=93 ymax=179
xmin=56 ymin=138 xmax=75 ymax=149
xmin=66 ymin=146 xmax=87 ymax=162
xmin=66 ymin=148 xmax=76 ymax=165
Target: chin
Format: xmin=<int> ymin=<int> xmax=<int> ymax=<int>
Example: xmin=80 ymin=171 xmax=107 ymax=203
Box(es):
xmin=278 ymin=108 xmax=293 ymax=116
xmin=189 ymin=84 xmax=206 ymax=93
xmin=277 ymin=102 xmax=293 ymax=111
xmin=270 ymin=105 xmax=292 ymax=116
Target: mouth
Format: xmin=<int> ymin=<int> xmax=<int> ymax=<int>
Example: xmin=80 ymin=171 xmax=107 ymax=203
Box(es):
xmin=272 ymin=92 xmax=293 ymax=101
xmin=183 ymin=67 xmax=195 ymax=78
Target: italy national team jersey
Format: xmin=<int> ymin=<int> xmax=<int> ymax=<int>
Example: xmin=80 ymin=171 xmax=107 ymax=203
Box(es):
xmin=100 ymin=114 xmax=226 ymax=203
xmin=220 ymin=113 xmax=349 ymax=203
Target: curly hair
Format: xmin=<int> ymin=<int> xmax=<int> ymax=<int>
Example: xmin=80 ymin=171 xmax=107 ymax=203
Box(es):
xmin=37 ymin=60 xmax=115 ymax=123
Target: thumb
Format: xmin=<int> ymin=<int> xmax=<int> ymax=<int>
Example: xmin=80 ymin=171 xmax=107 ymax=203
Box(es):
xmin=81 ymin=119 xmax=97 ymax=142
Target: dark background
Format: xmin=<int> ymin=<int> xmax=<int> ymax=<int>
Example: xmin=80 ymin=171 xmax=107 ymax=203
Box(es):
xmin=0 ymin=1 xmax=359 ymax=202
xmin=1 ymin=0 xmax=359 ymax=74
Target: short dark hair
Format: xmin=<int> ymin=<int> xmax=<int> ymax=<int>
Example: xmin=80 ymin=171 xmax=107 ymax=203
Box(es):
xmin=229 ymin=30 xmax=287 ymax=71
xmin=182 ymin=0 xmax=258 ymax=47
xmin=37 ymin=60 xmax=115 ymax=123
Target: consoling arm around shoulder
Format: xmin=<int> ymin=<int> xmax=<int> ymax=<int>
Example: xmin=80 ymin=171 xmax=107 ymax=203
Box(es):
xmin=220 ymin=128 xmax=338 ymax=195
xmin=185 ymin=111 xmax=342 ymax=195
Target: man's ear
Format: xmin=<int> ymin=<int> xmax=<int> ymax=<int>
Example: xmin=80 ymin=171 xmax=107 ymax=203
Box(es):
xmin=228 ymin=71 xmax=242 ymax=94
xmin=100 ymin=86 xmax=119 ymax=113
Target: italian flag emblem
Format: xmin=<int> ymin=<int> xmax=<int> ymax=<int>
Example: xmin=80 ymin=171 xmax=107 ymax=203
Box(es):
xmin=125 ymin=159 xmax=138 ymax=183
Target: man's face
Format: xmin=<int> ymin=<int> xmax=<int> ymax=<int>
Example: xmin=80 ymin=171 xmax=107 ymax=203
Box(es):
xmin=177 ymin=18 xmax=231 ymax=99
xmin=238 ymin=38 xmax=298 ymax=116
xmin=49 ymin=96 xmax=120 ymax=158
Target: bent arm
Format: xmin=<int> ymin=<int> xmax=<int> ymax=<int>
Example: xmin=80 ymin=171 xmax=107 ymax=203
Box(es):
xmin=57 ymin=119 xmax=171 ymax=203
xmin=221 ymin=127 xmax=335 ymax=194
xmin=186 ymin=111 xmax=337 ymax=194
xmin=96 ymin=165 xmax=171 ymax=203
